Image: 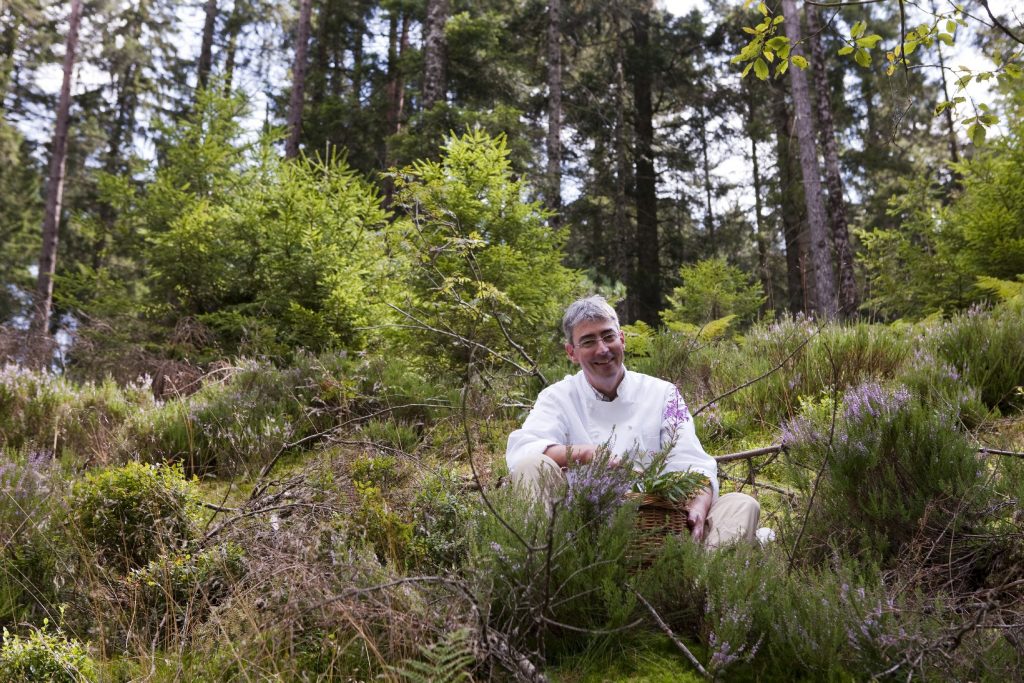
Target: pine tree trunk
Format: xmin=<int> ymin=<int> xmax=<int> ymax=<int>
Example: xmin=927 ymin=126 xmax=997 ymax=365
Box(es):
xmin=30 ymin=0 xmax=83 ymax=342
xmin=422 ymin=0 xmax=448 ymax=109
xmin=936 ymin=37 xmax=960 ymax=166
xmin=613 ymin=41 xmax=632 ymax=322
xmin=806 ymin=6 xmax=857 ymax=317
xmin=748 ymin=99 xmax=773 ymax=311
xmin=698 ymin=100 xmax=715 ymax=252
xmin=781 ymin=0 xmax=836 ymax=317
xmin=285 ymin=0 xmax=313 ymax=159
xmin=351 ymin=15 xmax=365 ymax=110
xmin=222 ymin=1 xmax=244 ymax=92
xmin=771 ymin=79 xmax=807 ymax=314
xmin=546 ymin=0 xmax=562 ymax=222
xmin=630 ymin=3 xmax=660 ymax=325
xmin=197 ymin=0 xmax=218 ymax=89
xmin=383 ymin=10 xmax=409 ymax=209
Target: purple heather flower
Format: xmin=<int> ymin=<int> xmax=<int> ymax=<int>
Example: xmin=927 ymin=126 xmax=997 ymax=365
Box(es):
xmin=663 ymin=388 xmax=691 ymax=436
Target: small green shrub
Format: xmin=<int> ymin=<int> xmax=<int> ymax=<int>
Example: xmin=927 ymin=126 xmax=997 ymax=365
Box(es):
xmin=930 ymin=303 xmax=1024 ymax=412
xmin=0 ymin=623 xmax=97 ymax=682
xmin=67 ymin=462 xmax=200 ymax=571
xmin=409 ymin=469 xmax=477 ymax=569
xmin=124 ymin=543 xmax=245 ymax=645
xmin=0 ymin=451 xmax=65 ymax=626
xmin=660 ymin=257 xmax=765 ymax=328
xmin=782 ymin=382 xmax=983 ymax=563
xmin=0 ymin=367 xmax=150 ymax=462
xmin=125 ymin=353 xmax=354 ymax=475
xmin=471 ymin=461 xmax=637 ymax=661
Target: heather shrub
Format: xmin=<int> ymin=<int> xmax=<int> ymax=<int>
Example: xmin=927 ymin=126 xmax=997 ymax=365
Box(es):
xmin=67 ymin=462 xmax=200 ymax=571
xmin=782 ymin=382 xmax=983 ymax=563
xmin=123 ymin=543 xmax=245 ymax=646
xmin=0 ymin=451 xmax=66 ymax=625
xmin=929 ymin=303 xmax=1024 ymax=412
xmin=471 ymin=456 xmax=637 ymax=661
xmin=408 ymin=468 xmax=478 ymax=570
xmin=0 ymin=366 xmax=150 ymax=462
xmin=0 ymin=622 xmax=96 ymax=683
xmin=125 ymin=353 xmax=354 ymax=475
xmin=711 ymin=319 xmax=911 ymax=430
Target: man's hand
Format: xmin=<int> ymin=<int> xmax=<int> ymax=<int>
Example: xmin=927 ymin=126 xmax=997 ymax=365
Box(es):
xmin=685 ymin=487 xmax=714 ymax=543
xmin=543 ymin=444 xmax=618 ymax=467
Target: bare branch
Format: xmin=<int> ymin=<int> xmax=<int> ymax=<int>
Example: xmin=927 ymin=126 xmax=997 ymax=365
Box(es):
xmin=714 ymin=444 xmax=783 ymax=463
xmin=631 ymin=587 xmax=710 ymax=679
xmin=694 ymin=323 xmax=821 ymax=416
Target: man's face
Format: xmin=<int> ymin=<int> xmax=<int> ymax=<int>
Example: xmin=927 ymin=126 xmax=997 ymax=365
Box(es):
xmin=565 ymin=318 xmax=625 ymax=387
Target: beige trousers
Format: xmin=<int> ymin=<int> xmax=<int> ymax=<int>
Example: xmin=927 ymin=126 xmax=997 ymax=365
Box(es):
xmin=510 ymin=452 xmax=760 ymax=549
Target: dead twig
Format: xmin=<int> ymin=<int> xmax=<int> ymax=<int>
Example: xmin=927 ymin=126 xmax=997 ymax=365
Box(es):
xmin=631 ymin=587 xmax=710 ymax=679
xmin=695 ymin=322 xmax=822 ymax=416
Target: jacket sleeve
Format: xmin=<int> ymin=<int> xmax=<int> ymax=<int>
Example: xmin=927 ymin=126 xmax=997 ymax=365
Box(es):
xmin=661 ymin=385 xmax=719 ymax=497
xmin=506 ymin=386 xmax=569 ymax=474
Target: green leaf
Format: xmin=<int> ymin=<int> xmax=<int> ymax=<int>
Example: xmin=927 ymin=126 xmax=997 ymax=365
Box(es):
xmin=742 ymin=61 xmax=754 ymax=77
xmin=838 ymin=45 xmax=854 ymax=56
xmin=856 ymin=34 xmax=882 ymax=48
xmin=766 ymin=36 xmax=789 ymax=50
xmin=945 ymin=19 xmax=956 ymax=33
xmin=742 ymin=26 xmax=758 ymax=35
xmin=854 ymin=49 xmax=872 ymax=67
xmin=758 ymin=2 xmax=769 ymax=16
xmin=904 ymin=39 xmax=918 ymax=55
xmin=754 ymin=58 xmax=769 ymax=80
xmin=852 ymin=20 xmax=866 ymax=39
xmin=791 ymin=54 xmax=808 ymax=69
xmin=938 ymin=32 xmax=954 ymax=46
xmin=776 ymin=58 xmax=790 ymax=76
xmin=967 ymin=122 xmax=986 ymax=146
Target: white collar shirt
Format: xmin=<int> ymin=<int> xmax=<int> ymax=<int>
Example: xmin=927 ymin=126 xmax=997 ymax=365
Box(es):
xmin=506 ymin=369 xmax=718 ymax=496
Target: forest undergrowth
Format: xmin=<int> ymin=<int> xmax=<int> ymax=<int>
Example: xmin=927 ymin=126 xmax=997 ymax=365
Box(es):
xmin=1 ymin=302 xmax=1024 ymax=681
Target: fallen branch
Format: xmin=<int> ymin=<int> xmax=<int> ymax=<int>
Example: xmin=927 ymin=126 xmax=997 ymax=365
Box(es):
xmin=977 ymin=447 xmax=1024 ymax=458
xmin=720 ymin=473 xmax=798 ymax=499
xmin=714 ymin=444 xmax=783 ymax=463
xmin=695 ymin=322 xmax=822 ymax=416
xmin=631 ymin=587 xmax=710 ymax=679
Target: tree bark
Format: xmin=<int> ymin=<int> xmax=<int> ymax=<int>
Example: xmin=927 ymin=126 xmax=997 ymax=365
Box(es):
xmin=285 ymin=0 xmax=313 ymax=159
xmin=630 ymin=2 xmax=660 ymax=325
xmin=935 ymin=40 xmax=959 ymax=166
xmin=613 ymin=40 xmax=632 ymax=322
xmin=30 ymin=0 xmax=83 ymax=341
xmin=197 ymin=0 xmax=218 ymax=89
xmin=698 ymin=99 xmax=715 ymax=252
xmin=222 ymin=0 xmax=244 ymax=93
xmin=771 ymin=79 xmax=807 ymax=314
xmin=806 ymin=5 xmax=857 ymax=317
xmin=748 ymin=98 xmax=773 ymax=311
xmin=546 ymin=0 xmax=562 ymax=222
xmin=780 ymin=0 xmax=836 ymax=317
xmin=422 ymin=0 xmax=448 ymax=109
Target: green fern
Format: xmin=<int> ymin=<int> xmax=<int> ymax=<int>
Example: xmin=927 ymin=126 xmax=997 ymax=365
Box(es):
xmin=975 ymin=275 xmax=1024 ymax=303
xmin=389 ymin=628 xmax=476 ymax=683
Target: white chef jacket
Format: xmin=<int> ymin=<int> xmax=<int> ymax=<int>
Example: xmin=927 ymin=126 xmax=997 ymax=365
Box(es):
xmin=506 ymin=369 xmax=719 ymax=496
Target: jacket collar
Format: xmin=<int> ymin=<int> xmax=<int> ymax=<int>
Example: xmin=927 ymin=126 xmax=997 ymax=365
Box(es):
xmin=574 ymin=367 xmax=634 ymax=404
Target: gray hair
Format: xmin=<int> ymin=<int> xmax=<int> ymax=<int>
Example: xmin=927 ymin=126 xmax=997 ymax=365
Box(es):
xmin=561 ymin=295 xmax=619 ymax=343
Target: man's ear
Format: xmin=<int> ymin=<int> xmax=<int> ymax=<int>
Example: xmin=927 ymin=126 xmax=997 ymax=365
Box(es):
xmin=565 ymin=342 xmax=579 ymax=365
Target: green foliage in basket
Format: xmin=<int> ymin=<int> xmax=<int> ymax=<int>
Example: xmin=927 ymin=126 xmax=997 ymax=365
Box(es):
xmin=630 ymin=447 xmax=710 ymax=503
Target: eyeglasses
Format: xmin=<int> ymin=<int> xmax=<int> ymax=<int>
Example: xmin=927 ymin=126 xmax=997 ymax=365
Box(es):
xmin=574 ymin=331 xmax=620 ymax=349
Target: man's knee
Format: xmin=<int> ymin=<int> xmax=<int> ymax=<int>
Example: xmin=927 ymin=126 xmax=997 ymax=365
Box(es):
xmin=706 ymin=492 xmax=761 ymax=548
xmin=509 ymin=452 xmax=563 ymax=491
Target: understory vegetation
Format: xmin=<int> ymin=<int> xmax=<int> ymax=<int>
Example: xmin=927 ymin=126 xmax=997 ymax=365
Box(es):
xmin=1 ymin=297 xmax=1023 ymax=681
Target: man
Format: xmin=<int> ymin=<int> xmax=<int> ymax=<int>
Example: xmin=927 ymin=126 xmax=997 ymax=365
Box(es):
xmin=506 ymin=295 xmax=760 ymax=548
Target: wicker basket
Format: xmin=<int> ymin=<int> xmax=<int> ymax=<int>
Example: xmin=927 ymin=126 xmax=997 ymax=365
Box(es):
xmin=625 ymin=492 xmax=690 ymax=567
